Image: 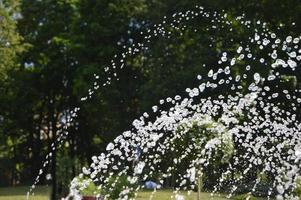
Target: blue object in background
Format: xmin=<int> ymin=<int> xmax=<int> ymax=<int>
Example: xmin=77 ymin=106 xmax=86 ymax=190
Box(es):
xmin=144 ymin=181 xmax=157 ymax=189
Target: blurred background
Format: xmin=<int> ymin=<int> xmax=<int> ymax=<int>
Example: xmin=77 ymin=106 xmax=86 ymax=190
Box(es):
xmin=0 ymin=0 xmax=300 ymax=199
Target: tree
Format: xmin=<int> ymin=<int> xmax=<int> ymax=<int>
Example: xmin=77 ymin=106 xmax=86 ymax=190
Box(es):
xmin=18 ymin=0 xmax=80 ymax=198
xmin=0 ymin=0 xmax=24 ymax=186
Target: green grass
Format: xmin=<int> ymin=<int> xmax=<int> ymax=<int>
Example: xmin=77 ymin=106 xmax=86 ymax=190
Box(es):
xmin=136 ymin=190 xmax=269 ymax=200
xmin=137 ymin=190 xmax=229 ymax=200
xmin=0 ymin=186 xmax=268 ymax=200
xmin=0 ymin=186 xmax=50 ymax=200
xmin=1 ymin=187 xmax=229 ymax=200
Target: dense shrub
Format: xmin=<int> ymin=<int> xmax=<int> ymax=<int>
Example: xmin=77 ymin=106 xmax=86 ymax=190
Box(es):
xmin=102 ymin=175 xmax=137 ymax=199
xmin=74 ymin=177 xmax=101 ymax=196
xmin=233 ymin=181 xmax=273 ymax=198
xmin=294 ymin=178 xmax=301 ymax=198
xmin=234 ymin=193 xmax=258 ymax=200
xmin=81 ymin=181 xmax=99 ymax=196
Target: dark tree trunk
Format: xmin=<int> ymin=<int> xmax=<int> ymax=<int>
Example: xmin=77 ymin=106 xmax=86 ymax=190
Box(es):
xmin=49 ymin=99 xmax=58 ymax=200
xmin=11 ymin=145 xmax=16 ymax=185
xmin=51 ymin=147 xmax=57 ymax=200
xmin=70 ymin=129 xmax=76 ymax=177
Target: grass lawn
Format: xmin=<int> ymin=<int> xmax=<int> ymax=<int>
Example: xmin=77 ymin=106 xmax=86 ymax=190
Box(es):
xmin=0 ymin=186 xmax=50 ymax=200
xmin=0 ymin=186 xmax=268 ymax=200
xmin=137 ymin=190 xmax=268 ymax=200
xmin=0 ymin=187 xmax=229 ymax=200
xmin=137 ymin=190 xmax=229 ymax=200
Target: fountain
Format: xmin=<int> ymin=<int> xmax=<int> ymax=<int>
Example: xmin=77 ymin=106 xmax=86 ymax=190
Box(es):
xmin=27 ymin=6 xmax=301 ymax=200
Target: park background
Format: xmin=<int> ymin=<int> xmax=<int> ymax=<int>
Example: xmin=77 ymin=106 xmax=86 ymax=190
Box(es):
xmin=0 ymin=0 xmax=300 ymax=199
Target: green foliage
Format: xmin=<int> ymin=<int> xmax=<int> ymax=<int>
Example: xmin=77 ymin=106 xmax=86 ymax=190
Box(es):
xmin=0 ymin=0 xmax=24 ymax=79
xmin=178 ymin=120 xmax=234 ymax=189
xmin=175 ymin=119 xmax=235 ymax=166
xmin=102 ymin=175 xmax=136 ymax=199
xmin=234 ymin=193 xmax=258 ymax=200
xmin=56 ymin=147 xmax=81 ymax=196
xmin=294 ymin=178 xmax=301 ymax=198
xmin=81 ymin=181 xmax=99 ymax=196
xmin=74 ymin=177 xmax=100 ymax=196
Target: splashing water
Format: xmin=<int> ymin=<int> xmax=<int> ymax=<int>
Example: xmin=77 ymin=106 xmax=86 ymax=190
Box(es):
xmin=27 ymin=6 xmax=301 ymax=200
